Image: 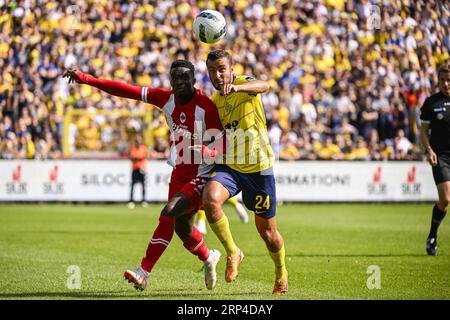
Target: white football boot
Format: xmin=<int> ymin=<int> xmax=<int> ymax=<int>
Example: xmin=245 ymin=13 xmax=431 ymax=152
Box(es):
xmin=124 ymin=267 xmax=149 ymax=291
xmin=203 ymin=249 xmax=221 ymax=290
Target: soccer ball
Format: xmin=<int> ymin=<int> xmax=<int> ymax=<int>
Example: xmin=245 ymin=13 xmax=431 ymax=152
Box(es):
xmin=193 ymin=10 xmax=227 ymax=44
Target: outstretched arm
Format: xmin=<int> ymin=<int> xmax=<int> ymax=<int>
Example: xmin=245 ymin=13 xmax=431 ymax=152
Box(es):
xmin=221 ymin=79 xmax=269 ymax=96
xmin=63 ymin=69 xmax=143 ymax=101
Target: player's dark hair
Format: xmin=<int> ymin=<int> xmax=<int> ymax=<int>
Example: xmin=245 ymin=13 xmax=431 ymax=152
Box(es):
xmin=206 ymin=50 xmax=232 ymax=65
xmin=170 ymin=60 xmax=195 ymax=77
xmin=438 ymin=60 xmax=450 ymax=76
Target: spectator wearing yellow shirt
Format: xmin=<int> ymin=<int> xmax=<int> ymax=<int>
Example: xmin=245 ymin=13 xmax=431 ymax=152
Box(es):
xmin=279 ymin=130 xmax=301 ymax=162
xmin=24 ymin=132 xmax=35 ymax=159
xmin=352 ymin=138 xmax=370 ymax=161
xmin=310 ymin=132 xmax=323 ymax=155
xmin=149 ymin=114 xmax=169 ymax=146
xmin=318 ymin=136 xmax=343 ymax=160
xmin=0 ymin=0 xmax=446 ymax=162
xmin=271 ymin=103 xmax=290 ymax=131
xmin=343 ymin=138 xmax=357 ymax=161
xmin=82 ymin=119 xmax=101 ymax=151
xmin=380 ymin=141 xmax=395 ymax=160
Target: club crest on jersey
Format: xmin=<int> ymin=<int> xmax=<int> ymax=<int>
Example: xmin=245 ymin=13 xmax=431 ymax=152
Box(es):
xmin=180 ymin=112 xmax=186 ymax=123
xmin=225 ymin=101 xmax=233 ymax=113
xmin=437 ymin=113 xmax=444 ymax=120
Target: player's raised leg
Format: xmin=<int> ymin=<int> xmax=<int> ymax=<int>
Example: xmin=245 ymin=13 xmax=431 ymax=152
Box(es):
xmin=124 ymin=215 xmax=175 ymax=290
xmin=124 ymin=194 xmax=188 ymax=291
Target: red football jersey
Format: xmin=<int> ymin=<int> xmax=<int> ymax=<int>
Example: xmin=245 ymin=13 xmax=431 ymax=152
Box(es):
xmin=73 ymin=71 xmax=223 ymax=178
xmin=141 ymin=87 xmax=223 ymax=177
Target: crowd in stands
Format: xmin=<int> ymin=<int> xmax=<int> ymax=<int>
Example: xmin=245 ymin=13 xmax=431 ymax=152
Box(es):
xmin=0 ymin=0 xmax=449 ymax=161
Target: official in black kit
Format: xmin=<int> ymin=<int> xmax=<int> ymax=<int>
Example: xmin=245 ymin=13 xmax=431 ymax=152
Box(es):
xmin=419 ymin=60 xmax=450 ymax=256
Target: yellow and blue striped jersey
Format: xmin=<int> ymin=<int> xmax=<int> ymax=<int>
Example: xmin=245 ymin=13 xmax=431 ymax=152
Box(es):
xmin=210 ymin=75 xmax=274 ymax=174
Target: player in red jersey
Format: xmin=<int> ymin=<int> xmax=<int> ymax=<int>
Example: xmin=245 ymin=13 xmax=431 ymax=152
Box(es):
xmin=63 ymin=60 xmax=223 ymax=291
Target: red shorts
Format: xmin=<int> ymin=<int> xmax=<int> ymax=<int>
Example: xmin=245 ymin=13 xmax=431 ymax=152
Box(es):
xmin=168 ymin=171 xmax=207 ymax=214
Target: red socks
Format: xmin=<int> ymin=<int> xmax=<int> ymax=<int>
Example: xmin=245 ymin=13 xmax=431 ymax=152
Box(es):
xmin=141 ymin=216 xmax=175 ymax=272
xmin=141 ymin=217 xmax=210 ymax=273
xmin=181 ymin=227 xmax=210 ymax=261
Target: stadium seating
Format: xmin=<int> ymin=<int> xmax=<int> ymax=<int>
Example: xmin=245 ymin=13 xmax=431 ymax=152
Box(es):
xmin=0 ymin=0 xmax=448 ymax=160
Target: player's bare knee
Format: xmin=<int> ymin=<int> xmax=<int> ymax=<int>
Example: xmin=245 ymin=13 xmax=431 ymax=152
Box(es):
xmin=258 ymin=228 xmax=276 ymax=244
xmin=203 ymin=190 xmax=224 ymax=211
xmin=259 ymin=229 xmax=283 ymax=251
xmin=162 ymin=195 xmax=189 ymax=218
xmin=439 ymin=197 xmax=450 ymax=211
xmin=161 ymin=200 xmax=181 ymax=217
xmin=160 ymin=204 xmax=173 ymax=217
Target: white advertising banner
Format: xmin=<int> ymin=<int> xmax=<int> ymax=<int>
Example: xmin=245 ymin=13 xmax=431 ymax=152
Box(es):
xmin=272 ymin=161 xmax=436 ymax=202
xmin=0 ymin=160 xmax=171 ymax=202
xmin=0 ymin=160 xmax=437 ymax=202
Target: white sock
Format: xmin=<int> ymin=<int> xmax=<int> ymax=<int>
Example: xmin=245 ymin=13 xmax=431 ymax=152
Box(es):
xmin=139 ymin=267 xmax=149 ymax=277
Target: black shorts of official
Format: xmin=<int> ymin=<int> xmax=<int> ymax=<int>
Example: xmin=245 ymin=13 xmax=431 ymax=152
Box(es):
xmin=132 ymin=169 xmax=146 ymax=184
xmin=433 ymin=153 xmax=450 ymax=185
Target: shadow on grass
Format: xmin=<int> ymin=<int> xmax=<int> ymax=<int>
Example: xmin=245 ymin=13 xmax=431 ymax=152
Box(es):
xmin=292 ymin=253 xmax=436 ymax=258
xmin=0 ymin=291 xmax=261 ymax=299
xmin=0 ymin=291 xmax=136 ymax=299
xmin=14 ymin=230 xmax=146 ymax=235
xmin=245 ymin=252 xmax=433 ymax=258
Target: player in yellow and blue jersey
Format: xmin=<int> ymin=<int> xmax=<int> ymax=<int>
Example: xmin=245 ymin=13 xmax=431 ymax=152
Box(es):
xmin=202 ymin=50 xmax=288 ymax=295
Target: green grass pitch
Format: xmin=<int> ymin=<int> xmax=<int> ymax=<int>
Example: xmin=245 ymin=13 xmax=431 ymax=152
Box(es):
xmin=0 ymin=203 xmax=449 ymax=300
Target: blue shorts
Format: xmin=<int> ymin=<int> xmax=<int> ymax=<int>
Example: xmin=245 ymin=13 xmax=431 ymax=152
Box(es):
xmin=208 ymin=164 xmax=277 ymax=219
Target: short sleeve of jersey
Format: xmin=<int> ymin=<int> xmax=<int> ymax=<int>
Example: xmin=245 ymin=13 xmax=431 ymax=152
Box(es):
xmin=141 ymin=87 xmax=172 ymax=109
xmin=420 ymin=97 xmax=432 ymax=122
xmin=233 ymin=75 xmax=255 ymax=85
xmin=233 ymin=75 xmax=259 ymax=97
